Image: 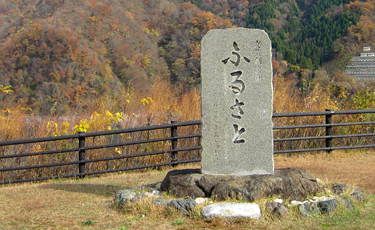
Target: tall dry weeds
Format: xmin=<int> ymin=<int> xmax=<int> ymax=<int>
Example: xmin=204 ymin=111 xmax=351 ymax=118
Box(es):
xmin=1 ymin=76 xmax=374 ymax=182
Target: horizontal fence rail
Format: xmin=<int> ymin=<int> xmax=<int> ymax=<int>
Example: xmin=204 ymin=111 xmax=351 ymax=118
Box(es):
xmin=1 ymin=109 xmax=375 ymax=184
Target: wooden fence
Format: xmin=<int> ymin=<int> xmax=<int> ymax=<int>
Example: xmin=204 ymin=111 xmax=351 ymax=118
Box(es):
xmin=1 ymin=109 xmax=375 ymax=184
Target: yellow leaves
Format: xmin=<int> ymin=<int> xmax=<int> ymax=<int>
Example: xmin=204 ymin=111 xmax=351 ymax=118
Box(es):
xmin=124 ymin=11 xmax=134 ymax=20
xmin=75 ymin=110 xmax=124 ymax=133
xmin=290 ymin=65 xmax=301 ymax=72
xmin=172 ymin=58 xmax=185 ymax=69
xmin=46 ymin=121 xmax=67 ymax=136
xmin=74 ymin=120 xmax=90 ymax=133
xmin=22 ymin=39 xmax=29 ymax=47
xmin=42 ymin=120 xmax=71 ymax=137
xmin=141 ymin=53 xmax=152 ymax=68
xmin=141 ymin=97 xmax=153 ymax=106
xmin=105 ymin=110 xmax=113 ymax=118
xmin=91 ymin=111 xmax=100 ymax=119
xmin=114 ymin=112 xmax=124 ymax=123
xmin=2 ymin=108 xmax=11 ymax=114
xmin=89 ymin=16 xmax=97 ymax=22
xmin=190 ymin=42 xmax=200 ymax=61
xmin=21 ymin=107 xmax=32 ymax=112
xmin=0 ymin=85 xmax=14 ymax=94
xmin=143 ymin=27 xmax=150 ymax=34
xmin=123 ymin=56 xmax=136 ymax=67
xmin=143 ymin=28 xmax=159 ymax=37
xmin=224 ymin=19 xmax=232 ymax=28
xmin=115 ymin=147 xmax=122 ymax=155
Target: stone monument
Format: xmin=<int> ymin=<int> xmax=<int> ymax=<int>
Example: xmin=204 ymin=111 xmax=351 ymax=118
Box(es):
xmin=160 ymin=28 xmax=322 ymax=203
xmin=201 ymin=28 xmax=274 ymax=175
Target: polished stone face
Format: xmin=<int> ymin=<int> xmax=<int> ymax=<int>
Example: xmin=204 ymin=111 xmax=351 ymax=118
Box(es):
xmin=201 ymin=28 xmax=274 ymax=175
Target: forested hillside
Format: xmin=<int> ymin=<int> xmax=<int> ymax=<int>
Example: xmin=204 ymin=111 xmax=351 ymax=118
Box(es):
xmin=0 ymin=0 xmax=231 ymax=114
xmin=1 ymin=0 xmax=375 ymax=115
xmin=180 ymin=0 xmax=364 ymax=69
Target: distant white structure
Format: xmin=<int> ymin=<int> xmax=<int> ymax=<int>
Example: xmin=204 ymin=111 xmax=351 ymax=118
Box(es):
xmin=346 ymin=47 xmax=375 ymax=80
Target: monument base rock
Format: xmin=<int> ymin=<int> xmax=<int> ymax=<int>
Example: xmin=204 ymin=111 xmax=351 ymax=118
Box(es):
xmin=161 ymin=168 xmax=323 ymax=202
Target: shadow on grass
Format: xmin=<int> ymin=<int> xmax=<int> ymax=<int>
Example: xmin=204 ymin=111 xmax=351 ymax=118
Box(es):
xmin=38 ymin=183 xmax=125 ymax=197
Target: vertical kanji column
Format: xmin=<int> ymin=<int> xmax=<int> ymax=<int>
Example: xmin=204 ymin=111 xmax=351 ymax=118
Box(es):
xmin=201 ymin=28 xmax=274 ymax=175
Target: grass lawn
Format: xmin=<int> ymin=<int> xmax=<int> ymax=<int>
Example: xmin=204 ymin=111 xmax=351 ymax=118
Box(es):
xmin=0 ymin=150 xmax=374 ymax=229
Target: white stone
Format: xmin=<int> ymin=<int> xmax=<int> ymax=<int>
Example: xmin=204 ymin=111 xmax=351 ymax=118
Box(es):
xmin=146 ymin=190 xmax=162 ymax=197
xmin=195 ymin=197 xmax=211 ymax=205
xmin=316 ymin=178 xmax=326 ymax=186
xmin=313 ymin=196 xmax=328 ymax=202
xmin=201 ymin=202 xmax=261 ymax=219
xmin=274 ymin=199 xmax=283 ymax=204
xmin=289 ymin=200 xmax=302 ymax=207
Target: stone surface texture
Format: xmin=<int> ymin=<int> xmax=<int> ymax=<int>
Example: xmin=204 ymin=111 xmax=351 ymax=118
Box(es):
xmin=201 ymin=28 xmax=274 ymax=175
xmin=168 ymin=198 xmax=197 ymax=215
xmin=114 ymin=185 xmax=161 ymax=207
xmin=161 ymin=168 xmax=322 ymax=202
xmin=201 ymin=202 xmax=261 ymax=219
xmin=299 ymin=202 xmax=320 ymax=217
xmin=318 ymin=199 xmax=338 ymax=214
xmin=266 ymin=202 xmax=289 ymax=219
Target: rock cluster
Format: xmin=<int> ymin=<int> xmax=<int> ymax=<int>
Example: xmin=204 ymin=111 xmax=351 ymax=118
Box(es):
xmin=161 ymin=168 xmax=323 ymax=202
xmin=114 ymin=168 xmax=366 ymax=219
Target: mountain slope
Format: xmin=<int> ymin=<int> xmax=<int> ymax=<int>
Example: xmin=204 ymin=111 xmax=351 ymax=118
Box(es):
xmin=180 ymin=0 xmax=363 ymax=69
xmin=0 ymin=0 xmax=231 ymax=114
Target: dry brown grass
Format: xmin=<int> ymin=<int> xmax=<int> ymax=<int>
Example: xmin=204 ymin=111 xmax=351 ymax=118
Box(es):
xmin=275 ymin=150 xmax=375 ymax=194
xmin=1 ymin=78 xmax=375 ymax=228
xmin=0 ymin=151 xmax=374 ymax=229
xmin=0 ymin=78 xmax=202 ymax=182
xmin=1 ymin=76 xmax=374 ymax=183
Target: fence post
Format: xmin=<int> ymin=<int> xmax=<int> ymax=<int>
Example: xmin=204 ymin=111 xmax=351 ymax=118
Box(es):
xmin=78 ymin=132 xmax=86 ymax=177
xmin=325 ymin=109 xmax=333 ymax=154
xmin=170 ymin=120 xmax=178 ymax=166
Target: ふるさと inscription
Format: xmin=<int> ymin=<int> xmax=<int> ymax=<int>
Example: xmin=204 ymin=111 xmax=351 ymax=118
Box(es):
xmin=201 ymin=28 xmax=274 ymax=175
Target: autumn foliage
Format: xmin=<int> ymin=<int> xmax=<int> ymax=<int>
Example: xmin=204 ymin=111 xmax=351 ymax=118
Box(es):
xmin=0 ymin=0 xmax=231 ymax=115
xmin=0 ymin=0 xmax=375 ymax=118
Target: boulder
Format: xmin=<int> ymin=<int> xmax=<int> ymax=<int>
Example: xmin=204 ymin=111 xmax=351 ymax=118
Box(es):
xmin=161 ymin=168 xmax=322 ymax=202
xmin=161 ymin=169 xmax=205 ymax=198
xmin=350 ymin=191 xmax=366 ymax=202
xmin=152 ymin=199 xmax=170 ymax=207
xmin=336 ymin=197 xmax=354 ymax=211
xmin=201 ymin=202 xmax=261 ymax=219
xmin=168 ymin=198 xmax=197 ymax=215
xmin=114 ymin=184 xmax=162 ymax=207
xmin=266 ymin=202 xmax=289 ymax=219
xmin=318 ymin=199 xmax=337 ymax=214
xmin=114 ymin=189 xmax=137 ymax=207
xmin=299 ymin=202 xmax=320 ymax=217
